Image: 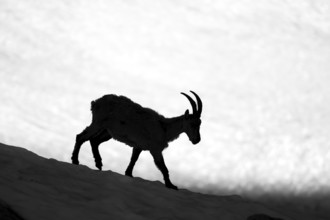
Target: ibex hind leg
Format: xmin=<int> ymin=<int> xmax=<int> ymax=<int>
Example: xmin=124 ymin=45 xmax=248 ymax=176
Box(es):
xmin=71 ymin=125 xmax=101 ymax=165
xmin=125 ymin=147 xmax=142 ymax=177
xmin=90 ymin=130 xmax=112 ymax=171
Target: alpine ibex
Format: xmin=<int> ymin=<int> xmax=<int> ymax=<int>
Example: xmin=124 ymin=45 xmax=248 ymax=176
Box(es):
xmin=71 ymin=91 xmax=202 ymax=189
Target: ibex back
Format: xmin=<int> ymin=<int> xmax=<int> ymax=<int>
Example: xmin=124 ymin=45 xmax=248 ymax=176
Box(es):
xmin=71 ymin=91 xmax=203 ymax=190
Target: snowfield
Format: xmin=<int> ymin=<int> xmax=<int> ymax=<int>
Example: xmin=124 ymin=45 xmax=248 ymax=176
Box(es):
xmin=0 ymin=142 xmax=314 ymax=220
xmin=1 ymin=0 xmax=330 ymax=218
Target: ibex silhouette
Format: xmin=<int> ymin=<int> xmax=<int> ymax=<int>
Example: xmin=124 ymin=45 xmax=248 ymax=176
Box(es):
xmin=71 ymin=91 xmax=203 ymax=189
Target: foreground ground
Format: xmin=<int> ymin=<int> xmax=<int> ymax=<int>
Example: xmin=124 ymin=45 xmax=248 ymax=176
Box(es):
xmin=1 ymin=142 xmax=325 ymax=220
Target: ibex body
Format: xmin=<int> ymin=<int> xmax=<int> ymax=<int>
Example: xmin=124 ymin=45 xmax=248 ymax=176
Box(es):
xmin=71 ymin=91 xmax=202 ymax=189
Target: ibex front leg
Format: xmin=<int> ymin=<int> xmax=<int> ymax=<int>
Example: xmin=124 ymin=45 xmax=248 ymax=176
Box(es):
xmin=150 ymin=150 xmax=178 ymax=190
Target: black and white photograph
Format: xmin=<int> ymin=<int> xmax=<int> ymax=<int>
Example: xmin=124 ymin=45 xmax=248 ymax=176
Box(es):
xmin=1 ymin=0 xmax=329 ymax=219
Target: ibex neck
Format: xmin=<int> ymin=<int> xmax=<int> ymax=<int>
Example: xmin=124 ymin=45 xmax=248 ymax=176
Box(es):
xmin=163 ymin=115 xmax=185 ymax=143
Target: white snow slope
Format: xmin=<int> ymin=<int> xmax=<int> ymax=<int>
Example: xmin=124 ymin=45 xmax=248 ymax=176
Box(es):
xmin=1 ymin=0 xmax=330 ymax=218
xmin=0 ymin=142 xmax=318 ymax=220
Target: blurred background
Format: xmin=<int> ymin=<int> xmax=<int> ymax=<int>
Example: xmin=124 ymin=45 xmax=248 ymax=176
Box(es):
xmin=1 ymin=0 xmax=330 ymax=216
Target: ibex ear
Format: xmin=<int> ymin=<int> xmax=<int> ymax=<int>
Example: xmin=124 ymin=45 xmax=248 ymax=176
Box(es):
xmin=184 ymin=110 xmax=189 ymax=119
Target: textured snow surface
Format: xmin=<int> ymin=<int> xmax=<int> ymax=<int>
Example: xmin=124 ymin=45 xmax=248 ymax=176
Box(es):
xmin=1 ymin=0 xmax=330 ymax=215
xmin=0 ymin=143 xmax=310 ymax=220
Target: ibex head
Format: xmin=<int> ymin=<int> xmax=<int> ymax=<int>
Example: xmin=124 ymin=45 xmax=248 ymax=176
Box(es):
xmin=181 ymin=91 xmax=203 ymax=145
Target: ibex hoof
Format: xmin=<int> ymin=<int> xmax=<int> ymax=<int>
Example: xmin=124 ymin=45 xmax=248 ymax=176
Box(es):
xmin=125 ymin=171 xmax=133 ymax=177
xmin=166 ymin=183 xmax=178 ymax=190
xmin=95 ymin=161 xmax=103 ymax=171
xmin=71 ymin=157 xmax=79 ymax=165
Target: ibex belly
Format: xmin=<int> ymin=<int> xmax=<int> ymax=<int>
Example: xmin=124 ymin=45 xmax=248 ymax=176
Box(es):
xmin=105 ymin=116 xmax=165 ymax=151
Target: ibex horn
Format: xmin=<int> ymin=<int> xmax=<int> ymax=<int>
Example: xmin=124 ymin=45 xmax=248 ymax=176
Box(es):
xmin=190 ymin=91 xmax=202 ymax=116
xmin=181 ymin=92 xmax=197 ymax=115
